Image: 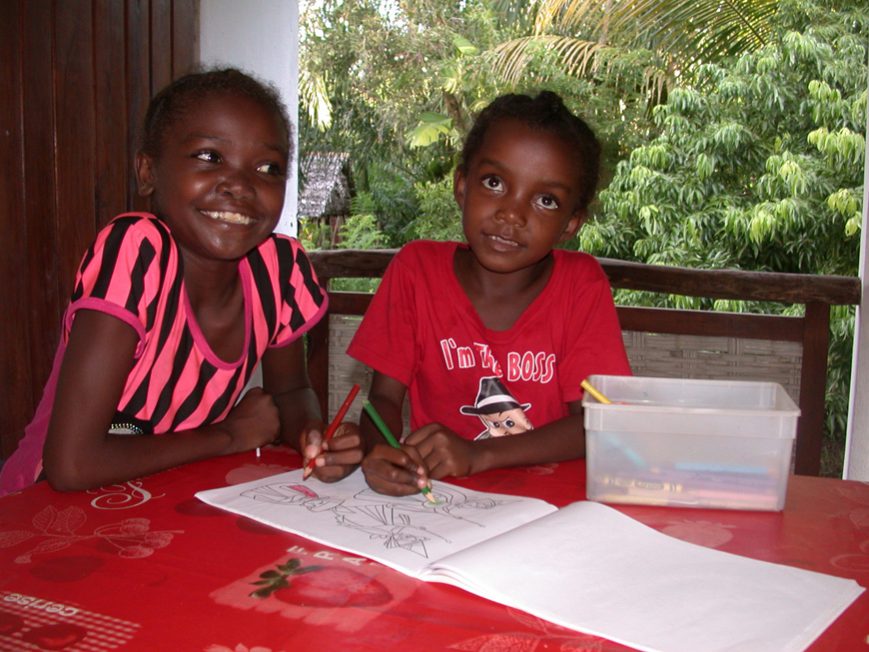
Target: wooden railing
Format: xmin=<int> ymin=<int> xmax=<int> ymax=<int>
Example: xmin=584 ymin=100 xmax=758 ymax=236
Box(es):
xmin=307 ymin=249 xmax=862 ymax=476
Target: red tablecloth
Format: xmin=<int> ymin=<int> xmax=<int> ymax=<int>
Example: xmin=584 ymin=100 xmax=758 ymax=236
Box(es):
xmin=1 ymin=448 xmax=867 ymax=651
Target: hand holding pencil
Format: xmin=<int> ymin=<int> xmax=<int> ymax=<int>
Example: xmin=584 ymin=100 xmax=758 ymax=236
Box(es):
xmin=361 ymin=401 xmax=438 ymax=503
xmin=302 ymin=384 xmax=363 ymax=482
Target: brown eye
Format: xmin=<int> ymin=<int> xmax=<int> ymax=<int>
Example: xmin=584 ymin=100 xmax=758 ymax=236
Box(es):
xmin=482 ymin=175 xmax=503 ymax=191
xmin=256 ymin=162 xmax=284 ymax=177
xmin=535 ymin=194 xmax=560 ymax=210
xmin=194 ymin=150 xmax=220 ymax=163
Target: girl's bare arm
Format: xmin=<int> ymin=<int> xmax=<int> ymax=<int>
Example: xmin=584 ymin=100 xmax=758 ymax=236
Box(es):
xmin=43 ymin=309 xmax=279 ymax=491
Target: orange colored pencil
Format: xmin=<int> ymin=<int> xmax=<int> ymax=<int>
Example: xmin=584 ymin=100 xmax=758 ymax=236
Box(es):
xmin=303 ymin=383 xmax=361 ymax=480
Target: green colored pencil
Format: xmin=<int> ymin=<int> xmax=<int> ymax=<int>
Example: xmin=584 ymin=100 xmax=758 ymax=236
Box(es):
xmin=363 ymin=401 xmax=438 ymax=504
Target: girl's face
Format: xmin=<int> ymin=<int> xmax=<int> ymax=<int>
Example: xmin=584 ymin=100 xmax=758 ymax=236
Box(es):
xmin=454 ymin=118 xmax=585 ymax=275
xmin=135 ymin=93 xmax=289 ymax=265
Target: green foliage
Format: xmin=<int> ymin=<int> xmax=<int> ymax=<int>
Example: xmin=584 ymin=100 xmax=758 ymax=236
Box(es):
xmin=337 ymin=213 xmax=389 ymax=250
xmin=332 ymin=214 xmax=388 ymax=293
xmin=592 ymin=0 xmax=866 ymax=276
xmin=299 ymin=220 xmax=331 ymax=251
xmin=407 ymin=175 xmax=464 ymax=242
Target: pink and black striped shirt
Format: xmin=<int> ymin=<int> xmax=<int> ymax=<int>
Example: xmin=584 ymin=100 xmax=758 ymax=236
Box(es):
xmin=0 ymin=213 xmax=328 ymax=495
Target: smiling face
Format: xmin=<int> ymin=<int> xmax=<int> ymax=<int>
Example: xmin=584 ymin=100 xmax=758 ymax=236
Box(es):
xmin=135 ymin=92 xmax=289 ymax=265
xmin=454 ymin=118 xmax=586 ymax=276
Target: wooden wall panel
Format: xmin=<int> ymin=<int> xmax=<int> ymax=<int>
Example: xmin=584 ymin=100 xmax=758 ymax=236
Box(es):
xmin=0 ymin=1 xmax=31 ymax=460
xmin=126 ymin=0 xmax=153 ymax=213
xmin=55 ymin=2 xmax=98 ymax=300
xmin=94 ymin=0 xmax=130 ymax=227
xmin=0 ymin=0 xmax=198 ymax=460
xmin=151 ymin=0 xmax=174 ymax=94
xmin=21 ymin=0 xmax=59 ymax=428
xmin=173 ymin=1 xmax=199 ymax=77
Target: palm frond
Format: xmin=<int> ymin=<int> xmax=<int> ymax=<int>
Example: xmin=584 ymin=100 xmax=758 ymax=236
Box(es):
xmin=492 ymin=34 xmax=609 ymax=83
xmin=533 ymin=0 xmax=779 ymax=65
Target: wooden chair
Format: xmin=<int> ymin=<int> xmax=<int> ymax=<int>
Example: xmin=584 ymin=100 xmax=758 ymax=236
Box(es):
xmin=307 ymin=249 xmax=861 ymax=476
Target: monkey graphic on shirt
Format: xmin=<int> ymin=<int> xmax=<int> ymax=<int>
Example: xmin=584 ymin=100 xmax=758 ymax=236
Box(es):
xmin=460 ymin=376 xmax=533 ymax=440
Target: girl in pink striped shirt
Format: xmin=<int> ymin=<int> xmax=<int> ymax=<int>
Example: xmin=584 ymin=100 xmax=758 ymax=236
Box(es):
xmin=0 ymin=69 xmax=362 ymax=495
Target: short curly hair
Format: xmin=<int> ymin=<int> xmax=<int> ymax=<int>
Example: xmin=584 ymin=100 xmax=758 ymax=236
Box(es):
xmin=458 ymin=91 xmax=601 ymax=211
xmin=140 ymin=67 xmax=292 ymax=160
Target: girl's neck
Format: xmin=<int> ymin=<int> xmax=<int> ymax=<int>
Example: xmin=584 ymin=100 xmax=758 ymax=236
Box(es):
xmin=453 ymin=246 xmax=554 ymax=331
xmin=180 ymin=251 xmax=242 ymax=309
xmin=181 ymin=253 xmax=246 ymax=361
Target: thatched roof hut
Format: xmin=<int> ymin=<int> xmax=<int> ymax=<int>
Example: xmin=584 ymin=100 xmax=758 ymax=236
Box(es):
xmin=298 ymin=152 xmax=352 ymax=220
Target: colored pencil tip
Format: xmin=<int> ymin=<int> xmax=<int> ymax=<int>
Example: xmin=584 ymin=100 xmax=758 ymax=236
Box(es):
xmin=581 ymin=379 xmax=613 ymax=405
xmin=421 ymin=486 xmax=439 ymax=504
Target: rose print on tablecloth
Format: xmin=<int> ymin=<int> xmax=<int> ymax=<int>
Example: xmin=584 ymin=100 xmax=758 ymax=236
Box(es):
xmin=0 ymin=505 xmax=182 ymax=564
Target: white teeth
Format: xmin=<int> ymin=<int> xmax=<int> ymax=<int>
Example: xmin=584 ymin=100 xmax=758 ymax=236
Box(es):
xmin=203 ymin=211 xmax=253 ymax=225
xmin=490 ymin=234 xmax=519 ymax=247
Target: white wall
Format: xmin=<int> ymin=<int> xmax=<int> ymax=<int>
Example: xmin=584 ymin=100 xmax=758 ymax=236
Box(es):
xmin=844 ymin=77 xmax=869 ymax=481
xmin=199 ymin=0 xmax=300 ymax=236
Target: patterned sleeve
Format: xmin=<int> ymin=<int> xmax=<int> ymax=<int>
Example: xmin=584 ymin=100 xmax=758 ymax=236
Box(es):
xmin=267 ymin=235 xmax=329 ymax=347
xmin=63 ymin=214 xmax=173 ymax=358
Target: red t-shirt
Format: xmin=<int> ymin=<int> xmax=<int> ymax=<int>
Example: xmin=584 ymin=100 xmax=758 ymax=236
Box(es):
xmin=348 ymin=241 xmax=631 ymax=440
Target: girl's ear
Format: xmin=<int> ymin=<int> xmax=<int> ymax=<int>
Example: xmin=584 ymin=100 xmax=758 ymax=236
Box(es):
xmin=453 ymin=167 xmax=466 ymax=206
xmin=134 ymin=151 xmax=156 ymax=197
xmin=558 ymin=209 xmax=586 ymax=243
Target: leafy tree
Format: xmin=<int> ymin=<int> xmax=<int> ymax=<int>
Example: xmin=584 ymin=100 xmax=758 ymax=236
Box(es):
xmin=587 ymin=0 xmax=866 ymax=274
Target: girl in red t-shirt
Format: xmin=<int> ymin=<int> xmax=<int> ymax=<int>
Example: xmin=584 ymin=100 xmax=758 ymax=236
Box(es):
xmin=350 ymin=92 xmax=631 ymax=497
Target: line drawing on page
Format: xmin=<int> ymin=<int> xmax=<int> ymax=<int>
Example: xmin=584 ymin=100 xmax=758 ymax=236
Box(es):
xmin=240 ymin=480 xmax=514 ymax=559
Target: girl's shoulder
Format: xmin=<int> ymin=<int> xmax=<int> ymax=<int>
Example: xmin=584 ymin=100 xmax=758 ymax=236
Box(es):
xmin=247 ymin=232 xmax=309 ymax=272
xmin=83 ymin=213 xmax=176 ymax=272
xmin=104 ymin=212 xmax=169 ymax=233
xmin=551 ymin=249 xmax=608 ymax=282
xmin=394 ymin=239 xmax=458 ymax=271
xmin=96 ymin=212 xmax=174 ymax=250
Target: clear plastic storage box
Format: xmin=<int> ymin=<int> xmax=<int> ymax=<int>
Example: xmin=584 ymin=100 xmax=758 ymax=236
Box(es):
xmin=583 ymin=375 xmax=800 ymax=511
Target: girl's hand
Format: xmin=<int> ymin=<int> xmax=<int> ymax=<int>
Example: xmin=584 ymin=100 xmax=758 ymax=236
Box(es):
xmin=302 ymin=422 xmax=364 ymax=482
xmin=217 ymin=388 xmax=280 ymax=453
xmin=404 ymin=423 xmax=477 ymax=479
xmin=361 ymin=443 xmax=431 ymax=496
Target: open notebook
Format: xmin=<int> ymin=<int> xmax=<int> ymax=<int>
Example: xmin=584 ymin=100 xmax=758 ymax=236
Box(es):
xmin=196 ymin=469 xmax=863 ymax=652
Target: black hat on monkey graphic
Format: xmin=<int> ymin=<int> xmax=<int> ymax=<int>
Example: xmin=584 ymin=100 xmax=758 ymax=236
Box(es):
xmin=460 ymin=377 xmax=530 ymax=416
